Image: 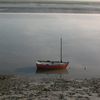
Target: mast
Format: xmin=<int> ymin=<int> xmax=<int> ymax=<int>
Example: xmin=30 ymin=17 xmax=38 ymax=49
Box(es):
xmin=60 ymin=37 xmax=62 ymax=63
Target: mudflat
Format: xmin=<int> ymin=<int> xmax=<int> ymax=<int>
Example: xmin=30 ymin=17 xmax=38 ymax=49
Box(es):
xmin=0 ymin=75 xmax=100 ymax=100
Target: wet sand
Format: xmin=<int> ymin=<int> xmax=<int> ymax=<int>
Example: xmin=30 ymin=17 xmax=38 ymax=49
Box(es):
xmin=0 ymin=75 xmax=100 ymax=100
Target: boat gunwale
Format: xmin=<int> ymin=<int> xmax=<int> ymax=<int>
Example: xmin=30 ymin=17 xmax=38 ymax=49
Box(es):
xmin=36 ymin=60 xmax=69 ymax=64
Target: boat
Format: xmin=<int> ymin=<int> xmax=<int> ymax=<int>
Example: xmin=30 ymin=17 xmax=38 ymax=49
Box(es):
xmin=36 ymin=37 xmax=69 ymax=70
xmin=36 ymin=68 xmax=68 ymax=74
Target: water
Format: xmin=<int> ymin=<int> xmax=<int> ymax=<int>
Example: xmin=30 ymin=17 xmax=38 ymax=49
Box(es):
xmin=0 ymin=13 xmax=100 ymax=79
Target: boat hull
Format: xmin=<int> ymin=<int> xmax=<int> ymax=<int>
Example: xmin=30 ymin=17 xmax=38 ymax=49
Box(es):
xmin=36 ymin=61 xmax=69 ymax=70
xmin=36 ymin=68 xmax=68 ymax=74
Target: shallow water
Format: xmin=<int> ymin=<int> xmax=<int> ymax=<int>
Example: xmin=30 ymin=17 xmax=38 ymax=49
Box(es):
xmin=0 ymin=13 xmax=100 ymax=79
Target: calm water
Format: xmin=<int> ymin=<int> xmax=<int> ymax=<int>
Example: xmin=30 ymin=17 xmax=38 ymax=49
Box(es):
xmin=0 ymin=13 xmax=100 ymax=79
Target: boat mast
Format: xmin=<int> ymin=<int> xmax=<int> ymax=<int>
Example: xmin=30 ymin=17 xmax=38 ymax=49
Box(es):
xmin=60 ymin=37 xmax=62 ymax=63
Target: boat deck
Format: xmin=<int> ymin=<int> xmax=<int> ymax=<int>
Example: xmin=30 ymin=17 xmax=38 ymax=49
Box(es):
xmin=36 ymin=60 xmax=69 ymax=65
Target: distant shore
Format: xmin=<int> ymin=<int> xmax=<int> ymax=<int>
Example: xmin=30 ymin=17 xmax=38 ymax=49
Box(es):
xmin=0 ymin=75 xmax=100 ymax=100
xmin=0 ymin=1 xmax=100 ymax=13
xmin=0 ymin=1 xmax=100 ymax=4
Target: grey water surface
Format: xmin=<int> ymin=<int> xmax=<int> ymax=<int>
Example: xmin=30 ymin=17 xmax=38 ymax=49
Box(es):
xmin=0 ymin=13 xmax=100 ymax=79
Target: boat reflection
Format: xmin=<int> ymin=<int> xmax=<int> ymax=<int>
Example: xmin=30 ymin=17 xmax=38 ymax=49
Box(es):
xmin=36 ymin=68 xmax=69 ymax=74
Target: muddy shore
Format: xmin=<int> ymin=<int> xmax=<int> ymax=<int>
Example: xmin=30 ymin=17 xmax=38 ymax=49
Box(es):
xmin=0 ymin=75 xmax=100 ymax=100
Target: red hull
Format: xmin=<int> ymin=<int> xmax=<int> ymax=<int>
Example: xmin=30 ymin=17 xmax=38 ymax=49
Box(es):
xmin=36 ymin=69 xmax=68 ymax=74
xmin=36 ymin=62 xmax=69 ymax=70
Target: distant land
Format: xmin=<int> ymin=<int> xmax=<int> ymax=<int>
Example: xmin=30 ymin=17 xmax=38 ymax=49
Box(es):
xmin=0 ymin=0 xmax=100 ymax=3
xmin=0 ymin=0 xmax=100 ymax=13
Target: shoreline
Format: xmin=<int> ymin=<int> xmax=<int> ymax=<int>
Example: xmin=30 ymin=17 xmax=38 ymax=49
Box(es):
xmin=0 ymin=75 xmax=100 ymax=100
xmin=0 ymin=7 xmax=100 ymax=14
xmin=0 ymin=2 xmax=100 ymax=13
xmin=0 ymin=1 xmax=100 ymax=4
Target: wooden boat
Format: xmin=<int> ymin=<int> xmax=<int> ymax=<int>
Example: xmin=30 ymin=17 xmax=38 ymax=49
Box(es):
xmin=36 ymin=37 xmax=69 ymax=70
